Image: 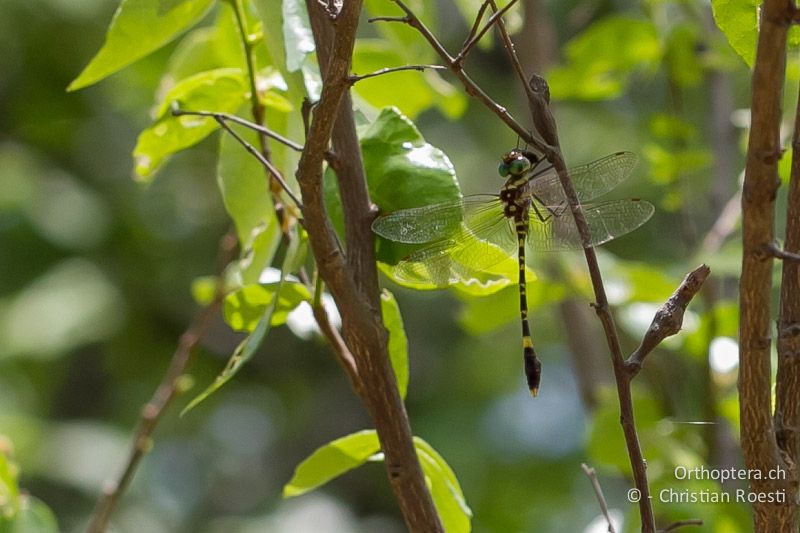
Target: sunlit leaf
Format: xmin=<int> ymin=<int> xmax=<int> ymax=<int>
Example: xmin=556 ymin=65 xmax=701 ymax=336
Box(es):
xmin=283 ymin=430 xmax=381 ymax=498
xmin=224 ymin=281 xmax=311 ymax=332
xmin=282 ymin=0 xmax=315 ymax=72
xmin=711 ymin=0 xmax=757 ymax=67
xmin=216 ymin=113 xmax=282 ymax=284
xmin=68 ymin=0 xmax=216 ymax=91
xmin=163 ymin=7 xmax=246 ymax=82
xmin=133 ymin=68 xmax=249 ymax=180
xmin=352 ymin=40 xmax=465 ymax=119
xmin=548 ymin=16 xmax=661 ymax=100
xmin=380 ymin=290 xmax=409 ymax=400
xmin=414 ymin=437 xmax=472 ymax=532
xmin=326 ymin=106 xmax=461 ymax=266
xmin=182 ymin=231 xmax=302 ymax=415
xmin=190 ymin=275 xmax=218 ymax=305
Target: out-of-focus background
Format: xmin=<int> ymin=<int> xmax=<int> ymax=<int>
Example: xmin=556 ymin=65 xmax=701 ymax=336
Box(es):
xmin=0 ymin=0 xmax=775 ymax=531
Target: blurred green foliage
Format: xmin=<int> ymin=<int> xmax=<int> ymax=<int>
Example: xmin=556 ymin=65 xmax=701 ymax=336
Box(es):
xmin=0 ymin=0 xmax=774 ymax=531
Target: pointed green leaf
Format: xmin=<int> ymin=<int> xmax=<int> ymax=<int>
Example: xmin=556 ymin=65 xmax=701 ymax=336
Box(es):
xmin=182 ymin=231 xmax=302 ymax=415
xmin=224 ymin=282 xmax=312 ymax=332
xmin=711 ymin=0 xmax=757 ymax=67
xmin=133 ymin=68 xmax=248 ymax=180
xmin=283 ymin=430 xmax=381 ymax=498
xmin=414 ymin=437 xmax=472 ymax=532
xmin=380 ymin=290 xmax=409 ymax=400
xmin=5 ymin=497 xmax=59 ymax=533
xmin=68 ymin=0 xmax=216 ymax=91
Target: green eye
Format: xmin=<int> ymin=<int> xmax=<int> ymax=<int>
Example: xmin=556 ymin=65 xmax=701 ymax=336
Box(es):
xmin=509 ymin=158 xmax=530 ymax=175
xmin=498 ymin=163 xmax=510 ymax=177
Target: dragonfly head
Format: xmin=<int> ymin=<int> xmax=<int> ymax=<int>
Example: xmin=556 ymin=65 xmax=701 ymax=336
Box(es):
xmin=498 ymin=149 xmax=534 ymax=178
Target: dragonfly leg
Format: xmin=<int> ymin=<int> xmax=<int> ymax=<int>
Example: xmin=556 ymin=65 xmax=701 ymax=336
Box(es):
xmin=516 ymin=223 xmax=541 ymax=396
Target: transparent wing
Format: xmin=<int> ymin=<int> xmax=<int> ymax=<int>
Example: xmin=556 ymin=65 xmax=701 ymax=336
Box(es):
xmin=527 ymin=152 xmax=639 ymax=206
xmin=392 ymin=217 xmax=519 ymax=286
xmin=526 ymin=199 xmax=654 ymax=252
xmin=372 ymin=194 xmax=499 ymax=244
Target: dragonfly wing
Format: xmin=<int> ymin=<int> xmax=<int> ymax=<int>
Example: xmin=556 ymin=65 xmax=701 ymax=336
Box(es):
xmin=527 ymin=152 xmax=639 ymax=205
xmin=526 ymin=199 xmax=654 ymax=251
xmin=372 ymin=194 xmax=499 ymax=244
xmin=392 ymin=216 xmax=518 ymax=286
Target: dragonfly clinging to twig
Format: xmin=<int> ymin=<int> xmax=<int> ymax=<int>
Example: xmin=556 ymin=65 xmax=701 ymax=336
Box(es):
xmin=372 ymin=149 xmax=654 ymax=396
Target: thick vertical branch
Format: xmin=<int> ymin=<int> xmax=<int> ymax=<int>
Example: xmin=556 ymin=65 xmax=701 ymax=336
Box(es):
xmin=739 ymin=0 xmax=795 ymax=530
xmin=772 ymin=62 xmax=800 ymax=529
xmin=296 ymin=2 xmax=443 ymax=531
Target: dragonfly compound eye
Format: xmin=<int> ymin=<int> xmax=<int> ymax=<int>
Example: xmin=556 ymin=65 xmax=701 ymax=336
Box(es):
xmin=498 ymin=162 xmax=510 ymax=177
xmin=508 ymin=157 xmax=531 ymax=175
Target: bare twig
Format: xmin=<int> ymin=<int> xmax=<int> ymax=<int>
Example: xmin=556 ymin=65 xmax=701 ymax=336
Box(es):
xmin=580 ymin=463 xmax=616 ymax=533
xmin=88 ymin=232 xmax=237 ymax=533
xmin=659 ymin=519 xmax=704 ymax=532
xmin=767 ymin=241 xmax=800 ymax=262
xmin=348 ymin=64 xmax=446 ymax=84
xmin=625 ymin=265 xmax=711 ymax=375
xmin=700 ymin=187 xmax=742 ymax=253
xmin=377 ymin=0 xmax=550 ymax=154
xmin=454 ymin=0 xmax=519 ymax=65
xmin=211 ymin=115 xmax=304 ymax=209
xmin=171 ymin=107 xmax=304 ymax=152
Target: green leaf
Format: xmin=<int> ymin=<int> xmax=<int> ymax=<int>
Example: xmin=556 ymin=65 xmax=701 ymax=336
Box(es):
xmin=133 ymin=68 xmax=249 ymax=180
xmin=164 ymin=7 xmax=246 ymax=82
xmin=414 ymin=437 xmax=472 ymax=533
xmin=282 ymin=0 xmax=315 ymax=72
xmin=380 ymin=290 xmax=409 ymax=400
xmin=4 ymin=497 xmax=59 ymax=533
xmin=216 ymin=113 xmax=282 ymax=284
xmin=548 ymin=16 xmax=661 ymax=100
xmin=182 ymin=230 xmax=302 ymax=415
xmin=224 ymin=281 xmax=312 ymax=332
xmin=190 ymin=275 xmax=218 ymax=305
xmin=68 ymin=0 xmax=216 ymax=91
xmin=352 ymin=40 xmax=466 ymax=119
xmin=711 ymin=0 xmax=757 ymax=67
xmin=0 ymin=452 xmax=20 ymax=518
xmin=326 ymin=106 xmax=461 ymax=266
xmin=283 ymin=430 xmax=381 ymax=498
xmin=457 ymin=278 xmax=566 ymax=335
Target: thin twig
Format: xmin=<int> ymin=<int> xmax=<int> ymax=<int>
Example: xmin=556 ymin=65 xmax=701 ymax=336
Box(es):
xmin=625 ymin=265 xmax=711 ymax=375
xmin=461 ymin=0 xmax=492 ymax=52
xmin=659 ymin=519 xmax=704 ymax=532
xmin=172 ymin=107 xmax=304 ymax=151
xmin=378 ymin=0 xmax=550 ymax=155
xmin=700 ymin=187 xmax=741 ymax=253
xmin=580 ymin=463 xmax=616 ymax=533
xmin=88 ymin=232 xmax=237 ymax=533
xmin=454 ymin=0 xmax=519 ymax=65
xmin=211 ymin=116 xmax=304 ymax=209
xmin=348 ymin=64 xmax=446 ymax=84
xmin=767 ymin=241 xmax=800 ymax=262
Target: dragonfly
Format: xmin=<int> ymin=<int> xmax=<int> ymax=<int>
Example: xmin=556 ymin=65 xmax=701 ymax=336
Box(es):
xmin=371 ymin=149 xmax=654 ymax=397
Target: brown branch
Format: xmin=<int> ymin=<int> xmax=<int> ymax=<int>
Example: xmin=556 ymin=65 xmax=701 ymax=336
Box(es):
xmin=297 ymin=2 xmax=443 ymax=530
xmin=739 ymin=1 xmax=797 ymax=530
xmin=659 ymin=519 xmax=704 ymax=532
xmin=625 ymin=265 xmax=711 ymax=375
xmin=580 ymin=463 xmax=616 ymax=533
xmin=772 ymin=53 xmax=800 ymax=530
xmin=88 ymin=232 xmax=237 ymax=533
xmin=348 ymin=64 xmax=446 ymax=84
xmin=378 ymin=0 xmax=550 ymax=155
